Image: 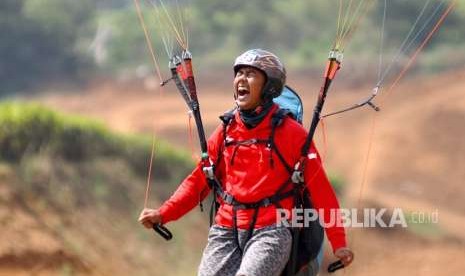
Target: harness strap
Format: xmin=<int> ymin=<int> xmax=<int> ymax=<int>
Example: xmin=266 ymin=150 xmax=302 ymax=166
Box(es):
xmin=220 ymin=189 xmax=295 ymax=210
xmin=232 ymin=205 xmax=241 ymax=252
xmin=209 ymin=195 xmax=216 ymax=226
xmin=246 ymin=207 xmax=259 ymax=244
xmin=224 ymin=187 xmax=293 ymax=253
xmin=206 ymin=177 xmax=224 ymax=226
xmin=204 ymin=109 xmax=236 ymax=224
xmin=269 ymin=133 xmax=293 ymax=174
xmin=230 ymin=205 xmax=261 ymax=254
xmin=270 ymin=109 xmax=293 ymax=173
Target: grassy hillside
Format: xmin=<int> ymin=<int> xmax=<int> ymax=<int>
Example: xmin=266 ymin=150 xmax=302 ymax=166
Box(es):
xmin=0 ymin=102 xmax=208 ymax=275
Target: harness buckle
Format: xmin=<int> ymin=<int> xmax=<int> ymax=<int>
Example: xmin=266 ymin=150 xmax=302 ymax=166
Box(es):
xmin=262 ymin=198 xmax=271 ymax=207
xmin=291 ymin=162 xmax=305 ymax=184
xmin=202 ymin=166 xmax=215 ymax=180
xmin=223 ymin=194 xmax=234 ymax=205
xmin=292 ymin=170 xmax=304 ymax=184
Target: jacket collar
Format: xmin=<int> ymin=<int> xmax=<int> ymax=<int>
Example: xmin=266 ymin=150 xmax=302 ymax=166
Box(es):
xmin=233 ymin=104 xmax=279 ymax=132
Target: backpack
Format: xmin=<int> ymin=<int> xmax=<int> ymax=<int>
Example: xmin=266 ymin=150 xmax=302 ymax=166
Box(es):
xmin=205 ymin=85 xmax=324 ymax=276
xmin=275 ymin=86 xmax=325 ymax=276
xmin=273 ymin=86 xmax=304 ymax=124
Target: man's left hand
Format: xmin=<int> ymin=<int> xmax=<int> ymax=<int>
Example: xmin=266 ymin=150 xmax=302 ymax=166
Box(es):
xmin=334 ymin=247 xmax=354 ymax=267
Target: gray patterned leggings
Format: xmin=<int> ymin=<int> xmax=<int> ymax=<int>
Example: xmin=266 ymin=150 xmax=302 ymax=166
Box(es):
xmin=198 ymin=224 xmax=292 ymax=276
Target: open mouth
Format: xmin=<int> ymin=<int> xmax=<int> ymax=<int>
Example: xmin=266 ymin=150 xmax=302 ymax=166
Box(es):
xmin=237 ymin=87 xmax=249 ymax=96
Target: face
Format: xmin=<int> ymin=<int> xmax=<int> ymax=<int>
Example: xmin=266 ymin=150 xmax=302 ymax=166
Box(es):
xmin=233 ymin=66 xmax=266 ymax=111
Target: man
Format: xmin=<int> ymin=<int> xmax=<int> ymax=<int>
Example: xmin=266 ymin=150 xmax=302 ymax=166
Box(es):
xmin=139 ymin=49 xmax=354 ymax=276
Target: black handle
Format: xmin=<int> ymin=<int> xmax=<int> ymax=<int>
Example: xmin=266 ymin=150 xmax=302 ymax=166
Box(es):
xmin=153 ymin=223 xmax=173 ymax=240
xmin=327 ymin=260 xmax=344 ymax=273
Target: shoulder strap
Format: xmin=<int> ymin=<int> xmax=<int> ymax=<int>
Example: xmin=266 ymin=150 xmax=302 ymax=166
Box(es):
xmin=211 ymin=108 xmax=241 ymax=170
xmin=219 ymin=108 xmax=235 ymax=125
xmin=271 ymin=108 xmax=292 ymax=127
xmin=219 ymin=108 xmax=235 ymax=143
xmin=204 ymin=109 xmax=237 ymax=224
xmin=268 ymin=108 xmax=293 ymax=173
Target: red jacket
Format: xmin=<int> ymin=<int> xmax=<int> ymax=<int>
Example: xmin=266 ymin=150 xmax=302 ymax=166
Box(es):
xmin=159 ymin=104 xmax=346 ymax=251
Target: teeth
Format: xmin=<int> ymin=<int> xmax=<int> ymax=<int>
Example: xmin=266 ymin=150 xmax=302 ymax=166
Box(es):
xmin=235 ymin=86 xmax=247 ymax=97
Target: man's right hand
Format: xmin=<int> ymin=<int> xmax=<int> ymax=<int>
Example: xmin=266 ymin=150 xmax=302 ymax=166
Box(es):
xmin=138 ymin=208 xmax=162 ymax=229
